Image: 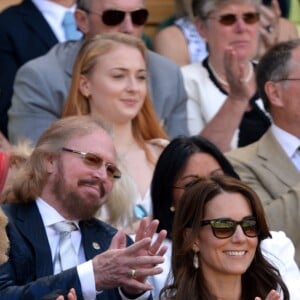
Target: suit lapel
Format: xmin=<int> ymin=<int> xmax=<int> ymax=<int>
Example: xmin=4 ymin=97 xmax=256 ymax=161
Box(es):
xmin=80 ymin=220 xmax=113 ymax=260
xmin=257 ymin=129 xmax=300 ymax=187
xmin=19 ymin=0 xmax=58 ymax=48
xmin=14 ymin=202 xmax=54 ymax=277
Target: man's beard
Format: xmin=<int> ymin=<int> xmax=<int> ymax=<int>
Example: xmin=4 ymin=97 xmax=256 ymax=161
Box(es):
xmin=52 ymin=159 xmax=107 ymax=220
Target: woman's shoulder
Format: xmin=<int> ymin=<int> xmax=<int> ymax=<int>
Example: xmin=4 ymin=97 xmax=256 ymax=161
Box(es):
xmin=261 ymin=231 xmax=296 ymax=263
xmin=147 ymin=138 xmax=169 ymax=157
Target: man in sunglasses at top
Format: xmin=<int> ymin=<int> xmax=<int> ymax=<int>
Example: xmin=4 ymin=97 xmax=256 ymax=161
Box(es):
xmin=8 ymin=0 xmax=188 ymax=145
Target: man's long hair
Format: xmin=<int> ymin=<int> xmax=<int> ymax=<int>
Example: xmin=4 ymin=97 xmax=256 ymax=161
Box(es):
xmin=1 ymin=116 xmax=109 ymax=203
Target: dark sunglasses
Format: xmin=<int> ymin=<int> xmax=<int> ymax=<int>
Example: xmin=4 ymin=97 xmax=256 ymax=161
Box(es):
xmin=201 ymin=216 xmax=259 ymax=239
xmin=208 ymin=12 xmax=260 ymax=26
xmin=61 ymin=147 xmax=121 ymax=179
xmin=85 ymin=8 xmax=149 ymax=26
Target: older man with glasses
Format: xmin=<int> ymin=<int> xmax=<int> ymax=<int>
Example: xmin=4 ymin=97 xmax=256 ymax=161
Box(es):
xmin=8 ymin=0 xmax=188 ymax=145
xmin=0 ymin=115 xmax=167 ymax=299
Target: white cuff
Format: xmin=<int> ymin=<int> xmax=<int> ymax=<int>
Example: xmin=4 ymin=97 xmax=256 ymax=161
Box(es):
xmin=77 ymin=260 xmax=97 ymax=300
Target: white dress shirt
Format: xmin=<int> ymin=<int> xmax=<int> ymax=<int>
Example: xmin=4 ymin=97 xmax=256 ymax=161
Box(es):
xmin=31 ymin=0 xmax=77 ymax=42
xmin=271 ymin=124 xmax=300 ymax=171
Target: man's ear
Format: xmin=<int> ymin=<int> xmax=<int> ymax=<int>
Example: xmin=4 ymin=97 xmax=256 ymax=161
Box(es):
xmin=74 ymin=9 xmax=89 ymax=35
xmin=264 ymin=81 xmax=284 ymax=108
xmin=44 ymin=154 xmax=57 ymax=174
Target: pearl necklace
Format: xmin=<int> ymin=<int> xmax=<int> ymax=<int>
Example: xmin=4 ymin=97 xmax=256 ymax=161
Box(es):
xmin=208 ymin=61 xmax=253 ymax=87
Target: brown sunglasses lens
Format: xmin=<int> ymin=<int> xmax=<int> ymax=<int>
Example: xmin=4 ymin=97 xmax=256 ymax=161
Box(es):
xmin=219 ymin=12 xmax=259 ymax=25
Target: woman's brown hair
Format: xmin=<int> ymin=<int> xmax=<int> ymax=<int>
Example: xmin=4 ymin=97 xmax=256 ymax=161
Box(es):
xmin=161 ymin=175 xmax=289 ymax=300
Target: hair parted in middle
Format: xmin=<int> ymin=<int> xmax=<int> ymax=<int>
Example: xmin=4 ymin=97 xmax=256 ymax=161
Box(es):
xmin=151 ymin=135 xmax=239 ymax=239
xmin=63 ymin=32 xmax=168 ymax=164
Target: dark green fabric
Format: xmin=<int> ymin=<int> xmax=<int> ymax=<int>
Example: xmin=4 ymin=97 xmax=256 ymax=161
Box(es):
xmin=142 ymin=33 xmax=153 ymax=50
xmin=157 ymin=15 xmax=176 ymax=31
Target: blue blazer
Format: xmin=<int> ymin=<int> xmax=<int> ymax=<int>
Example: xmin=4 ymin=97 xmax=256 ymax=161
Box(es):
xmin=0 ymin=202 xmax=139 ymax=300
xmin=0 ymin=0 xmax=58 ymax=137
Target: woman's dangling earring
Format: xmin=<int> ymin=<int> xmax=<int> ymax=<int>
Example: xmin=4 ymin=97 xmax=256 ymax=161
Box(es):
xmin=193 ymin=252 xmax=199 ymax=269
xmin=169 ymin=206 xmax=175 ymax=212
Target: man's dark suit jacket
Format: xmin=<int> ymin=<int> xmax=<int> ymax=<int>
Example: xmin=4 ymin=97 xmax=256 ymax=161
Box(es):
xmin=0 ymin=0 xmax=58 ymax=137
xmin=0 ymin=201 xmax=136 ymax=299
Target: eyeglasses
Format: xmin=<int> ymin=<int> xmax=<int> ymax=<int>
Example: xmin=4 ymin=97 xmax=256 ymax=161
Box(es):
xmin=201 ymin=216 xmax=259 ymax=239
xmin=207 ymin=12 xmax=260 ymax=26
xmin=61 ymin=147 xmax=121 ymax=179
xmin=84 ymin=8 xmax=149 ymax=26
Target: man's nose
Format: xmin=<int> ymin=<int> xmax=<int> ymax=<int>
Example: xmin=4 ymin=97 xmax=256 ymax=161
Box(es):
xmin=92 ymin=164 xmax=109 ymax=180
xmin=119 ymin=13 xmax=135 ymax=34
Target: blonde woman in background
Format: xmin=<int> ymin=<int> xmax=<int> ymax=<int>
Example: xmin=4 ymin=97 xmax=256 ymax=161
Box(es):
xmin=63 ymin=32 xmax=168 ymax=232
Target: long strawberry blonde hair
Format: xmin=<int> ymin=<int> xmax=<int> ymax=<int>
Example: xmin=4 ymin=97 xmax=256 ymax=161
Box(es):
xmin=63 ymin=32 xmax=168 ymax=164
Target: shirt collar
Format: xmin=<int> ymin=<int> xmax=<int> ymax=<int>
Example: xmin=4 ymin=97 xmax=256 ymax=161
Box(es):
xmin=271 ymin=123 xmax=300 ymax=158
xmin=31 ymin=0 xmax=77 ymax=23
xmin=36 ymin=197 xmax=79 ymax=228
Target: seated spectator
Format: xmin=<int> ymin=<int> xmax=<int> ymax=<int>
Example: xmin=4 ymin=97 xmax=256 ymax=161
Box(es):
xmin=153 ymin=0 xmax=208 ymax=66
xmin=154 ymin=0 xmax=297 ymax=68
xmin=182 ymin=0 xmax=271 ymax=151
xmin=160 ymin=175 xmax=289 ymax=299
xmin=150 ymin=136 xmax=300 ymax=299
xmin=63 ymin=32 xmax=169 ymax=232
xmin=226 ymin=39 xmax=300 ymax=264
xmin=8 ymin=0 xmax=188 ymax=145
xmin=0 ymin=0 xmax=81 ymax=138
xmin=0 ymin=115 xmax=167 ymax=299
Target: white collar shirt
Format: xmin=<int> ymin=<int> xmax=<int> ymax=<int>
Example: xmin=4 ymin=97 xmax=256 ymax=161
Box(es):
xmin=271 ymin=123 xmax=300 ymax=171
xmin=31 ymin=0 xmax=77 ymax=42
xmin=35 ymin=198 xmax=147 ymax=300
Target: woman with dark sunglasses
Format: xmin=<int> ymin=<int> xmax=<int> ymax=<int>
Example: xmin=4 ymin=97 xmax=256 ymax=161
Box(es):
xmin=161 ymin=175 xmax=289 ymax=299
xmin=182 ymin=0 xmax=271 ymax=152
xmin=149 ymin=136 xmax=300 ymax=299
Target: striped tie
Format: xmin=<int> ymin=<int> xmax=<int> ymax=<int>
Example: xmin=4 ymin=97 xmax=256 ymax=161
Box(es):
xmin=53 ymin=221 xmax=78 ymax=274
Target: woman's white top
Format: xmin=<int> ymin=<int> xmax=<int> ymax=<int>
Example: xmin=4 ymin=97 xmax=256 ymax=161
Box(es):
xmin=181 ymin=61 xmax=267 ymax=149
